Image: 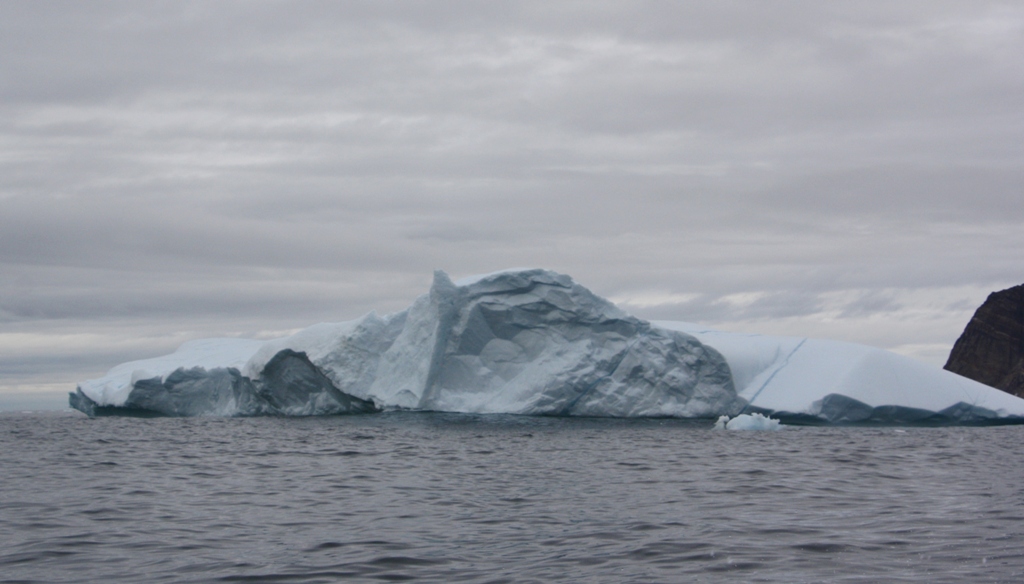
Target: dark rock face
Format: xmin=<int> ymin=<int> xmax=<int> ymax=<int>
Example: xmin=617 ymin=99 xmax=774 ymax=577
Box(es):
xmin=944 ymin=284 xmax=1024 ymax=398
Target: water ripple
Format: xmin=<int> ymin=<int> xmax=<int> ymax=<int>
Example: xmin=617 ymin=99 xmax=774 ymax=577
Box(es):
xmin=1 ymin=412 xmax=1023 ymax=582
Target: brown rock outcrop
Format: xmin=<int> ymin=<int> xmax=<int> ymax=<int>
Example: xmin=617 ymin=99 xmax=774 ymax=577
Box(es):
xmin=944 ymin=284 xmax=1024 ymax=398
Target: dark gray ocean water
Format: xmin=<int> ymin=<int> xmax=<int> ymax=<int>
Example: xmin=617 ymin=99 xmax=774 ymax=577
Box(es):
xmin=2 ymin=411 xmax=1023 ymax=583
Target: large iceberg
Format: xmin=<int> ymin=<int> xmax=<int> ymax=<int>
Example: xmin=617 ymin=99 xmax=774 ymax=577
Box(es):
xmin=70 ymin=268 xmax=1024 ymax=424
xmin=71 ymin=269 xmax=739 ymax=418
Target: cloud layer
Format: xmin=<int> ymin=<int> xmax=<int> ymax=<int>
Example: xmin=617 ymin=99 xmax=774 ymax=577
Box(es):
xmin=3 ymin=1 xmax=1023 ymax=391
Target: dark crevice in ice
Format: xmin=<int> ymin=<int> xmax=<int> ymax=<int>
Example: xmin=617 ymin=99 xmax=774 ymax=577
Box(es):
xmin=740 ymin=337 xmax=807 ymax=415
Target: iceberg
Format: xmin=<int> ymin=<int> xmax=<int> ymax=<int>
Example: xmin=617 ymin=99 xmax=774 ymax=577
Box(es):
xmin=71 ymin=269 xmax=739 ymax=418
xmin=657 ymin=321 xmax=1024 ymax=425
xmin=70 ymin=268 xmax=1024 ymax=424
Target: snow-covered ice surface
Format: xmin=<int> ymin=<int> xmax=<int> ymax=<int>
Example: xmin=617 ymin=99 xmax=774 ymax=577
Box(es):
xmin=70 ymin=268 xmax=1024 ymax=424
xmin=657 ymin=321 xmax=1024 ymax=424
xmin=75 ymin=338 xmax=267 ymax=407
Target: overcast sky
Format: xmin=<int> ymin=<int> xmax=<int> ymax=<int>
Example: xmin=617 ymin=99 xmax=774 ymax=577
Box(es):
xmin=3 ymin=0 xmax=1023 ymax=396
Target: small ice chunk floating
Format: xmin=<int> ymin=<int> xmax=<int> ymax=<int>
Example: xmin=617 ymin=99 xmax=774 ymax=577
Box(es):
xmin=70 ymin=269 xmax=1024 ymax=425
xmin=714 ymin=413 xmax=782 ymax=431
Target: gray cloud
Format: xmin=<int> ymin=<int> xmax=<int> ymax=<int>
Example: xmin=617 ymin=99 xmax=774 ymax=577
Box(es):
xmin=2 ymin=1 xmax=1023 ymax=394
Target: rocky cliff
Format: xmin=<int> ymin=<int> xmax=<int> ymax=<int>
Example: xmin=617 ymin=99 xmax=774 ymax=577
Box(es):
xmin=944 ymin=284 xmax=1024 ymax=398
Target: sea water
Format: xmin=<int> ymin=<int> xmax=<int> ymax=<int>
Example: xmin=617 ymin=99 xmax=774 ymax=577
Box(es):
xmin=1 ymin=411 xmax=1022 ymax=583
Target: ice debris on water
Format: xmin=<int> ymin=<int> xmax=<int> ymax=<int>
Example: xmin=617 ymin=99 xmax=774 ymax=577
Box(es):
xmin=714 ymin=413 xmax=782 ymax=431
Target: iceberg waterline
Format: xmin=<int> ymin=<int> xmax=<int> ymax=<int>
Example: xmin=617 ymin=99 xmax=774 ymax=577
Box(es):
xmin=71 ymin=268 xmax=1024 ymax=424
